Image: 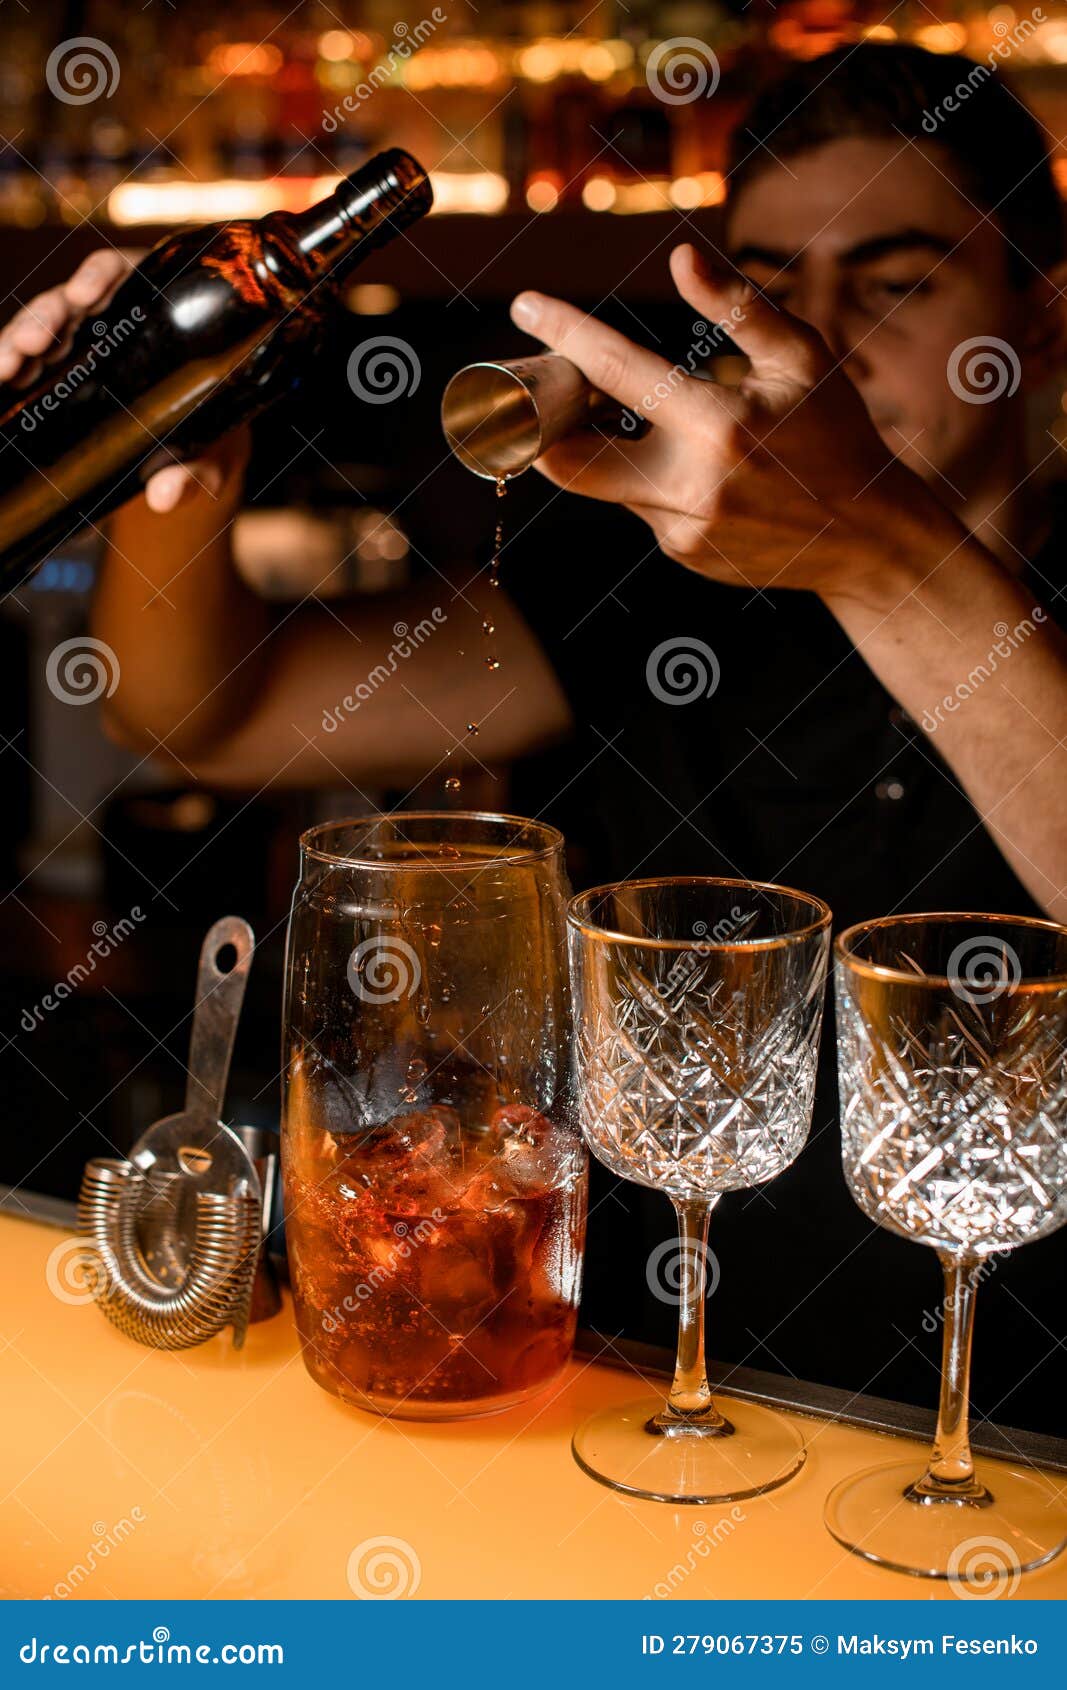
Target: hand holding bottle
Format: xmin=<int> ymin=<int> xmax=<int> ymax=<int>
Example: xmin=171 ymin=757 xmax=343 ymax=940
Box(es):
xmin=0 ymin=150 xmax=431 ymax=588
xmin=0 ymin=249 xmax=249 ymax=515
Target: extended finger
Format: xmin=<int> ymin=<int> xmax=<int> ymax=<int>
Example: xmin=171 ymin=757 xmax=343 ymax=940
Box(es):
xmin=529 ymin=426 xmax=675 ymax=507
xmin=0 ymin=251 xmax=140 ymax=383
xmin=510 ymin=291 xmax=705 ymax=432
xmin=0 ymin=290 xmax=71 ymax=365
xmin=670 ymin=244 xmax=827 ymax=382
xmin=145 ymin=458 xmax=228 ymax=513
xmin=63 ymin=248 xmax=139 ymax=310
xmin=0 ymin=335 xmax=31 ymax=382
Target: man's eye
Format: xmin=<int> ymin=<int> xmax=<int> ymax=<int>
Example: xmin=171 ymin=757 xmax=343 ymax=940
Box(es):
xmin=866 ymin=276 xmax=931 ymax=301
xmin=738 ymin=271 xmax=791 ymax=305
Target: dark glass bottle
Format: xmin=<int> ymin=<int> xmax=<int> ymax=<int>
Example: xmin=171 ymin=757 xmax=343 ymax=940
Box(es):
xmin=0 ymin=149 xmax=432 ymax=590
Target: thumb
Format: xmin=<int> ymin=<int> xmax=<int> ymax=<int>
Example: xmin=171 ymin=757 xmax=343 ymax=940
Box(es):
xmin=144 ymin=456 xmax=228 ymax=513
xmin=669 ymin=243 xmax=825 ymax=381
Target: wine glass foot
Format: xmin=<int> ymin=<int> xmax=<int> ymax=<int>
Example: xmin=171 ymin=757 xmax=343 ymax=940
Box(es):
xmin=572 ymin=1394 xmax=806 ymax=1504
xmin=825 ymin=1458 xmax=1067 ymax=1581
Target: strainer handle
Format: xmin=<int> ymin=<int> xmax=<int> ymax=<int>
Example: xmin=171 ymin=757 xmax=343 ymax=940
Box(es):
xmin=184 ymin=916 xmax=255 ymax=1128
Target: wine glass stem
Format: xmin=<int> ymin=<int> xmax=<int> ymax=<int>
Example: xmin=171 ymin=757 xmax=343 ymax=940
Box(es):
xmin=912 ymin=1251 xmax=989 ymax=1501
xmin=657 ymin=1195 xmax=731 ymax=1433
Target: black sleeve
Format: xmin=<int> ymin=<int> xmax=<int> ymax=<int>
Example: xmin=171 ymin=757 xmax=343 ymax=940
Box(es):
xmin=497 ymin=475 xmax=655 ymax=737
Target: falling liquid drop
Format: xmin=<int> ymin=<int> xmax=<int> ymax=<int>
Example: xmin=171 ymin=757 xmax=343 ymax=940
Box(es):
xmin=487 ymin=476 xmax=507 ymax=593
xmin=445 ymin=478 xmax=508 ymax=788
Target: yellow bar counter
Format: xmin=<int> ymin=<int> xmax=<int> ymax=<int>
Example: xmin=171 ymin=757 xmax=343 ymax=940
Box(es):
xmin=1 ymin=1212 xmax=1063 ymax=1603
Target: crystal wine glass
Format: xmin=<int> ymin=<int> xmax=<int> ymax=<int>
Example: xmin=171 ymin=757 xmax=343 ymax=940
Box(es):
xmin=829 ymin=911 xmax=1067 ymax=1578
xmin=567 ymin=876 xmax=831 ymax=1503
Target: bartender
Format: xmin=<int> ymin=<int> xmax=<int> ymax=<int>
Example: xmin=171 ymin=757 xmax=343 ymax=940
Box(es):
xmin=4 ymin=41 xmax=1065 ymax=1430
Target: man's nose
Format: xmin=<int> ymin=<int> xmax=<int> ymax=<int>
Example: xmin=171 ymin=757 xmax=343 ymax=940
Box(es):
xmin=793 ymin=281 xmax=867 ymax=377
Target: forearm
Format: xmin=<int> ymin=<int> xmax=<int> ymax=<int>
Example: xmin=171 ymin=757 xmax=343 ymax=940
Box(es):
xmin=92 ymin=468 xmax=269 ymax=760
xmin=824 ymin=503 xmax=1067 ymax=919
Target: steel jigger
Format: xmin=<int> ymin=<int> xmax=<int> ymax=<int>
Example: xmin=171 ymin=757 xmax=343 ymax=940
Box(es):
xmin=77 ymin=917 xmax=280 ymax=1351
xmin=441 ymin=353 xmax=643 ymax=480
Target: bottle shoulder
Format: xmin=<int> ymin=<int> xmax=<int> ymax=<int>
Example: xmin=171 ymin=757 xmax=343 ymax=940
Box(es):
xmin=138 ymin=223 xmax=291 ymax=313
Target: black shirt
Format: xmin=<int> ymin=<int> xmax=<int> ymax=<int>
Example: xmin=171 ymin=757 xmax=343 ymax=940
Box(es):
xmin=504 ymin=475 xmax=1067 ymax=1436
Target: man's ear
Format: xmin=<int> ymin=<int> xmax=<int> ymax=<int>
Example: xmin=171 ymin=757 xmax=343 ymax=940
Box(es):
xmin=1017 ymin=262 xmax=1067 ymax=389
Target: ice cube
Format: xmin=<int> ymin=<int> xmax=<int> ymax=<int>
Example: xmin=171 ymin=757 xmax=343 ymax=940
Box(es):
xmin=413 ymin=1210 xmax=498 ymax=1325
xmin=488 ymin=1103 xmax=550 ymax=1145
xmin=486 ymin=1109 xmax=580 ymax=1196
xmin=336 ymin=1109 xmax=449 ymax=1187
xmin=351 ymin=1109 xmax=474 ymax=1220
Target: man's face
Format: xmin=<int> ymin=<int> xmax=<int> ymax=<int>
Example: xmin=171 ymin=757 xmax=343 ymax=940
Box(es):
xmin=725 ymin=137 xmax=1048 ymax=493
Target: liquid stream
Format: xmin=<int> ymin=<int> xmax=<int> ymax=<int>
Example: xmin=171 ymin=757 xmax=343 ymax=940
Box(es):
xmin=445 ymin=476 xmax=508 ymax=800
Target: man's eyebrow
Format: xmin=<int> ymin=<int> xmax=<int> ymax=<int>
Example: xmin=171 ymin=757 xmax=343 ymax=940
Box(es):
xmin=839 ymin=230 xmax=955 ymax=265
xmin=728 ymin=230 xmax=955 ymax=271
xmin=729 ymin=243 xmax=797 ymax=271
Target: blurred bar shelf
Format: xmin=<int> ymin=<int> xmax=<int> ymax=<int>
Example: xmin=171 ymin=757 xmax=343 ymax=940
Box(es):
xmin=0 ymin=210 xmax=720 ymax=304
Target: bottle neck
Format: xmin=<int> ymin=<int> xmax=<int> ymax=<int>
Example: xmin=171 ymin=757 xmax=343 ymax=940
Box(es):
xmin=290 ymin=149 xmax=433 ymax=279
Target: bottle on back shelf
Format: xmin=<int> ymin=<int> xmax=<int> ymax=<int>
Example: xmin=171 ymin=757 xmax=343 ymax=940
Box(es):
xmin=0 ymin=148 xmax=433 ymax=590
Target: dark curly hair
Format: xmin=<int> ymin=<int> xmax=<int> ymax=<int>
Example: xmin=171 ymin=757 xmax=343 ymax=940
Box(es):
xmin=726 ymin=42 xmax=1064 ymax=282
